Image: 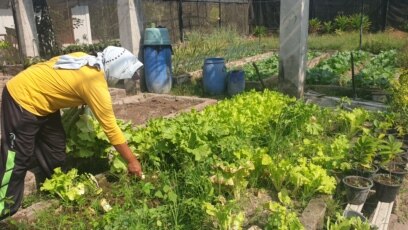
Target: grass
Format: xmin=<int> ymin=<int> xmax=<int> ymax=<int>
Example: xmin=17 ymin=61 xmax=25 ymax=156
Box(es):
xmin=173 ymin=29 xmax=408 ymax=77
xmin=308 ymin=30 xmax=408 ymax=52
xmin=171 ymin=80 xmax=203 ymax=97
xmin=172 ymin=28 xmax=279 ymax=75
xmin=170 ymin=29 xmax=408 ymax=98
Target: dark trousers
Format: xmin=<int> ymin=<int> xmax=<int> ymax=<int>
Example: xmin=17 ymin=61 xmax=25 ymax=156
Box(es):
xmin=0 ymin=87 xmax=66 ymax=220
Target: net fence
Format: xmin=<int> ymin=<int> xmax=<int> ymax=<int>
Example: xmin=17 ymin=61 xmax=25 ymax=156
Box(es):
xmin=1 ymin=0 xmax=406 ymax=50
xmin=1 ymin=0 xmax=407 ymax=70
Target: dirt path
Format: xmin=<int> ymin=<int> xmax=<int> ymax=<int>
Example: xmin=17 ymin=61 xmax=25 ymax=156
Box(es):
xmin=389 ymin=176 xmax=408 ymax=229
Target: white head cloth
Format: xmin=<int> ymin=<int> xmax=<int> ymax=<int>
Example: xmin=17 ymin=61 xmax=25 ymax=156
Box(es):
xmin=54 ymin=46 xmax=143 ymax=80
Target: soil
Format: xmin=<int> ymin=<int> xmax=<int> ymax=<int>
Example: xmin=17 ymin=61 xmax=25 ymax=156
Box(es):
xmin=386 ymin=29 xmax=408 ymax=39
xmin=392 ymin=176 xmax=408 ymax=224
xmin=373 ymin=174 xmax=401 ymax=186
xmin=344 ymin=176 xmax=372 ymax=188
xmin=113 ymin=96 xmax=203 ymax=126
xmin=382 ymin=163 xmax=408 ymax=173
xmin=402 ymin=153 xmax=408 ymax=162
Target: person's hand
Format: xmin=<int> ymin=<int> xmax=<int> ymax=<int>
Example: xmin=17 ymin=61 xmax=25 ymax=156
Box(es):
xmin=128 ymin=159 xmax=143 ymax=178
xmin=113 ymin=143 xmax=144 ymax=178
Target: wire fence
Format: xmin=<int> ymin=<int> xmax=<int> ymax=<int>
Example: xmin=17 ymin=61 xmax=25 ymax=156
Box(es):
xmin=42 ymin=0 xmax=250 ymax=46
xmin=1 ymin=0 xmax=407 ymax=67
xmin=40 ymin=0 xmax=408 ymax=47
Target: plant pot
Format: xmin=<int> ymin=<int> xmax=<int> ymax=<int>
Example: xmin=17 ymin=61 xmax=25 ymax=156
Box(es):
xmin=353 ymin=164 xmax=379 ymax=179
xmin=386 ymin=128 xmax=398 ymax=136
xmin=372 ymin=173 xmax=402 ymax=202
xmin=400 ymin=152 xmax=408 ymax=163
xmin=343 ymin=210 xmax=367 ymax=222
xmin=391 ymin=153 xmax=408 ymax=165
xmin=342 ymin=176 xmax=373 ymax=205
xmin=379 ymin=162 xmax=408 ymax=180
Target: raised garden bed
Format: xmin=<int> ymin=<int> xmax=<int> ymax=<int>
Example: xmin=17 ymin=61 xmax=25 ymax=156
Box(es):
xmin=113 ymin=93 xmax=217 ymax=126
xmin=306 ymin=85 xmax=391 ymax=102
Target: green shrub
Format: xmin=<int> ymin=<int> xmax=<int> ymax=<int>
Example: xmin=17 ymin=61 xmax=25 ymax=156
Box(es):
xmin=334 ymin=14 xmax=351 ymax=32
xmin=322 ymin=21 xmax=334 ymax=34
xmin=390 ymin=70 xmax=408 ymax=132
xmin=253 ymin=25 xmax=268 ymax=38
xmin=62 ymin=40 xmax=121 ymax=55
xmin=0 ymin=41 xmax=11 ymax=50
xmin=309 ymin=18 xmax=322 ymax=34
xmin=349 ymin=14 xmax=371 ymax=32
xmin=397 ymin=43 xmax=408 ymax=68
xmin=23 ymin=56 xmax=47 ymax=68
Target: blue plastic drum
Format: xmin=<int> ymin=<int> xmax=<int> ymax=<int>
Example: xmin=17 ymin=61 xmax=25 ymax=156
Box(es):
xmin=227 ymin=70 xmax=245 ymax=96
xmin=144 ymin=46 xmax=172 ymax=94
xmin=202 ymin=58 xmax=227 ymax=95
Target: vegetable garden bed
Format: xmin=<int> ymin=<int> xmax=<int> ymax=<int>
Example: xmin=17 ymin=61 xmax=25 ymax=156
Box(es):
xmin=2 ymin=44 xmax=408 ymax=228
xmin=4 ymin=88 xmax=408 ymax=229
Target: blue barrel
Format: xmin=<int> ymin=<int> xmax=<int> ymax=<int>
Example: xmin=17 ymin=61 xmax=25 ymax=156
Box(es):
xmin=203 ymin=58 xmax=227 ymax=95
xmin=227 ymin=70 xmax=245 ymax=96
xmin=144 ymin=46 xmax=172 ymax=94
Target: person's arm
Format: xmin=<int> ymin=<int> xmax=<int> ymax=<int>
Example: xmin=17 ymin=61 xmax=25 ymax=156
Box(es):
xmin=113 ymin=142 xmax=143 ymax=177
xmin=80 ymin=71 xmax=143 ymax=177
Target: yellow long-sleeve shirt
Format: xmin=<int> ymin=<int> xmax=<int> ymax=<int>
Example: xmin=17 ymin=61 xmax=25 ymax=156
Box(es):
xmin=6 ymin=52 xmax=126 ymax=145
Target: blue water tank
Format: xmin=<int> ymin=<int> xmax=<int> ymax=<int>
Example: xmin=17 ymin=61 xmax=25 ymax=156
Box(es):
xmin=227 ymin=70 xmax=245 ymax=96
xmin=144 ymin=27 xmax=172 ymax=94
xmin=203 ymin=58 xmax=227 ymax=95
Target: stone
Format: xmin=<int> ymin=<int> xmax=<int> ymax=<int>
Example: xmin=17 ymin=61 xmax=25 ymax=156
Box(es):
xmin=23 ymin=171 xmax=37 ymax=196
xmin=300 ymin=196 xmax=327 ymax=230
xmin=8 ymin=200 xmax=58 ymax=224
xmin=109 ymin=88 xmax=127 ymax=102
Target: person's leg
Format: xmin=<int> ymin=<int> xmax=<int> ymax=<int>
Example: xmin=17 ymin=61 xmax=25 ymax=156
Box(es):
xmin=35 ymin=110 xmax=66 ymax=179
xmin=0 ymin=87 xmax=40 ymax=219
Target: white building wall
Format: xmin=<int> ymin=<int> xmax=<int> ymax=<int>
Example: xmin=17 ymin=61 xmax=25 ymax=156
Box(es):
xmin=71 ymin=5 xmax=92 ymax=44
xmin=0 ymin=8 xmax=14 ymax=39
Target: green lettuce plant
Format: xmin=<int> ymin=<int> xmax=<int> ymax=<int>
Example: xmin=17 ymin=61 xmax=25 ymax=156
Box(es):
xmin=326 ymin=213 xmax=371 ymax=230
xmin=41 ymin=167 xmax=102 ymax=203
xmin=203 ymin=197 xmax=245 ymax=230
xmin=265 ymin=201 xmax=304 ymax=230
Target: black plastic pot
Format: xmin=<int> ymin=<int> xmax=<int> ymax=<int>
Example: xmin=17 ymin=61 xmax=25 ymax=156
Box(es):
xmin=343 ymin=210 xmax=367 ymax=222
xmin=342 ymin=175 xmax=373 ymax=205
xmin=391 ymin=152 xmax=408 ymax=165
xmin=372 ymin=173 xmax=402 ymax=202
xmin=401 ymin=152 xmax=408 ymax=163
xmin=379 ymin=162 xmax=408 ymax=180
xmin=353 ymin=164 xmax=379 ymax=179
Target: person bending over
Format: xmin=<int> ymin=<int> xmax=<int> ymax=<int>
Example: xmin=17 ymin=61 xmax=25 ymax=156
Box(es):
xmin=0 ymin=46 xmax=143 ymax=219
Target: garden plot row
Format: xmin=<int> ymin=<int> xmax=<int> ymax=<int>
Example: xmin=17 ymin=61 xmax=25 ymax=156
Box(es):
xmin=4 ymin=88 xmax=408 ymax=229
xmin=237 ymin=49 xmax=400 ymax=101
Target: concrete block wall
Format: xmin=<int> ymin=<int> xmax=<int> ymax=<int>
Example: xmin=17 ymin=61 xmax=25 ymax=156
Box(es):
xmin=0 ymin=74 xmax=14 ymax=102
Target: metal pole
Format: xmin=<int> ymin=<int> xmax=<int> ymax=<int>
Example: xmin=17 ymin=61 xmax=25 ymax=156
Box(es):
xmin=218 ymin=0 xmax=221 ymax=28
xmin=359 ymin=0 xmax=364 ymax=50
xmin=351 ymin=52 xmax=357 ymax=99
xmin=384 ymin=0 xmax=390 ymax=30
xmin=178 ymin=0 xmax=184 ymax=42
